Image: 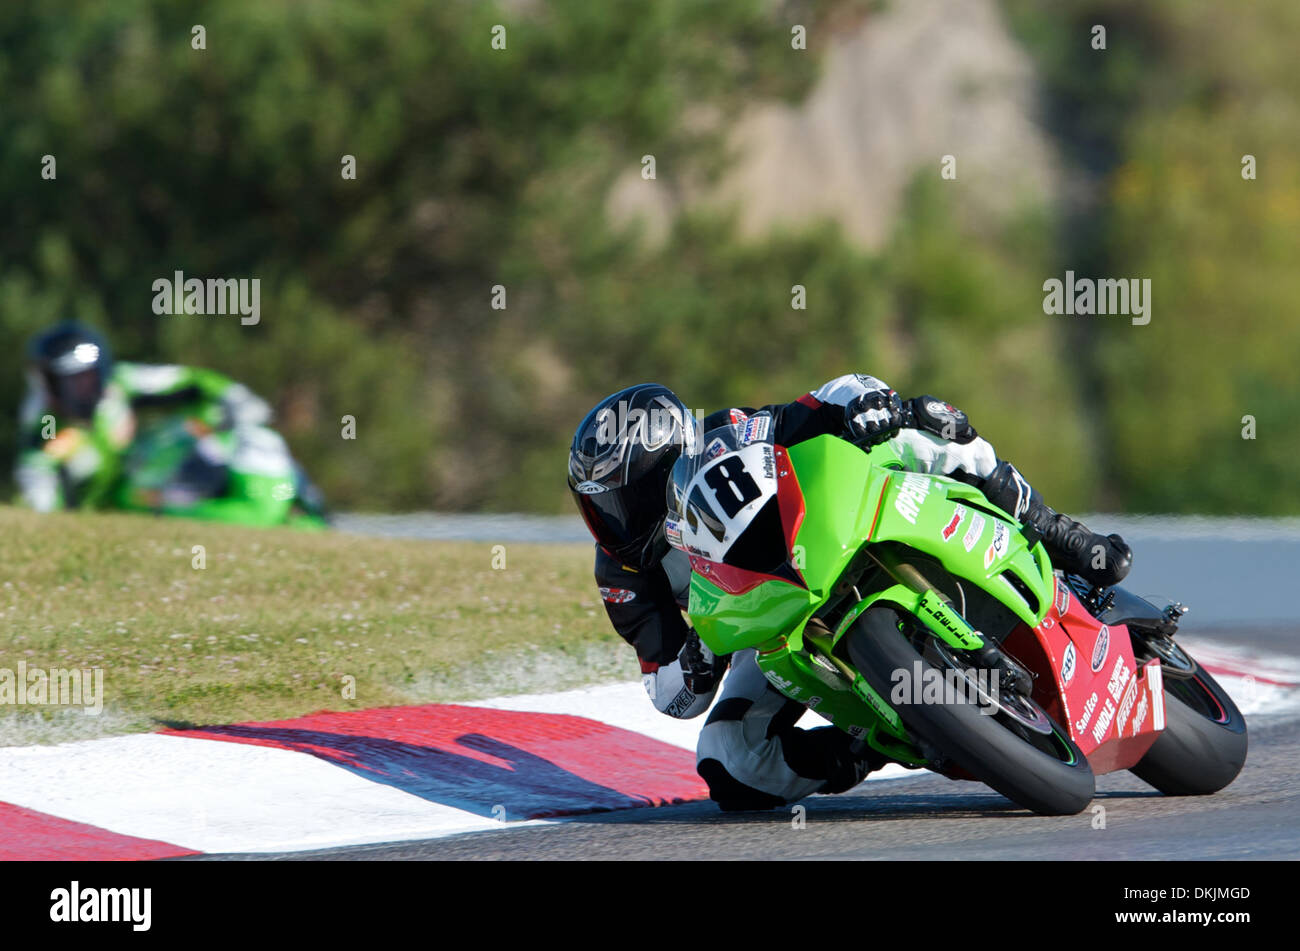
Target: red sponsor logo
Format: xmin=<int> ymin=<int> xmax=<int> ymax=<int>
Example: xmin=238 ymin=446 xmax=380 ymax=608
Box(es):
xmin=1090 ymin=625 xmax=1110 ymax=672
xmin=941 ymin=505 xmax=967 ymax=542
xmin=1055 ymin=578 xmax=1070 ymax=616
xmin=599 ymin=586 xmax=636 ymax=604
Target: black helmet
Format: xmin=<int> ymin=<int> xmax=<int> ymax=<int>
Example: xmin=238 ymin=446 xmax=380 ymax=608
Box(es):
xmin=27 ymin=322 xmax=113 ymax=421
xmin=568 ymin=384 xmax=700 ymax=568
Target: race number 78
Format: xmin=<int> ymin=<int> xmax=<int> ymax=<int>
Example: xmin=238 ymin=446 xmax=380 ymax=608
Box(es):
xmin=703 ymin=458 xmax=761 ymax=518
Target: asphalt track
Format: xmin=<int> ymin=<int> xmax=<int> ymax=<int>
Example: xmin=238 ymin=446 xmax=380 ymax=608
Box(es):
xmin=200 ymin=623 xmax=1300 ymax=861
xmin=195 ymin=519 xmax=1300 ymax=859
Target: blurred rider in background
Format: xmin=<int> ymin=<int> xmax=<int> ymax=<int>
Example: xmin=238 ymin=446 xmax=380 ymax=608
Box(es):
xmin=15 ymin=321 xmax=325 ymax=521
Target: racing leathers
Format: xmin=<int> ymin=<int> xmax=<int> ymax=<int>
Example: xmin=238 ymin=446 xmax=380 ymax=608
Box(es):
xmin=592 ymin=373 xmax=1128 ymax=810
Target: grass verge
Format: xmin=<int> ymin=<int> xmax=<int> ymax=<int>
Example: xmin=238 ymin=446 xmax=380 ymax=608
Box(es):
xmin=0 ymin=506 xmax=625 ymax=745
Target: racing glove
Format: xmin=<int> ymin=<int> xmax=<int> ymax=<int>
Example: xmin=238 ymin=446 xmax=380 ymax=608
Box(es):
xmin=679 ymin=627 xmax=728 ymax=696
xmin=642 ymin=628 xmax=728 ymax=719
xmin=215 ymin=384 xmax=273 ymax=431
xmin=844 ymin=389 xmax=904 ymax=446
xmin=904 ymin=395 xmax=979 ymax=444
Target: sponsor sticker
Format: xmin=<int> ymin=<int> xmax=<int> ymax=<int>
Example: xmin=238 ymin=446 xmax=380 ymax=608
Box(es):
xmin=740 ymin=414 xmax=771 ymax=445
xmin=665 ymin=686 xmax=697 ymax=717
xmin=993 ymin=522 xmax=1009 ymax=556
xmin=855 ymin=679 xmax=899 ymax=727
xmin=574 ymin=480 xmax=606 ymax=494
xmin=1061 ymin=642 xmax=1077 ymax=685
xmin=1091 ymin=697 xmax=1116 ymax=744
xmin=919 ymin=598 xmax=978 ymax=648
xmin=599 ymin=586 xmax=636 ymax=604
xmin=941 ymin=505 xmax=968 ymax=542
xmin=962 ymin=513 xmax=985 ymax=552
xmin=728 ymin=408 xmax=749 ymax=425
xmin=984 ymin=522 xmax=1009 ymax=569
xmin=1149 ymin=663 xmax=1165 ymax=731
xmin=1074 ymin=691 xmax=1098 ymax=733
xmin=1091 ymin=625 xmax=1110 ymax=672
xmin=893 ymin=472 xmax=932 ymax=525
xmin=1117 ymin=674 xmax=1139 ymax=732
xmin=704 ymin=437 xmax=728 ymax=461
xmin=664 ymin=518 xmax=682 ymax=548
xmin=1106 ymin=655 xmax=1130 ymax=701
xmin=765 ymin=671 xmax=794 ymax=692
xmin=1131 ymin=692 xmax=1149 ymax=735
xmin=1055 ymin=577 xmax=1070 ymax=616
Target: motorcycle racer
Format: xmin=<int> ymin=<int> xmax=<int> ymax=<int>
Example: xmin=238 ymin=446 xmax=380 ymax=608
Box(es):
xmin=15 ymin=322 xmax=324 ymax=520
xmin=567 ymin=374 xmax=1131 ymax=810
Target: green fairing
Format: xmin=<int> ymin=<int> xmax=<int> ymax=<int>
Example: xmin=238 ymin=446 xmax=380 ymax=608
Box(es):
xmin=112 ymin=420 xmax=326 ymax=529
xmin=689 ymin=575 xmax=814 ymax=651
xmin=686 ymin=434 xmax=1055 ymax=764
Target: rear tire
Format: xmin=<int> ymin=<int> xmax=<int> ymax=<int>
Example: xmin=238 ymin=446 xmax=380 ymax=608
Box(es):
xmin=1129 ymin=667 xmax=1247 ymax=795
xmin=847 ymin=605 xmax=1095 ymax=816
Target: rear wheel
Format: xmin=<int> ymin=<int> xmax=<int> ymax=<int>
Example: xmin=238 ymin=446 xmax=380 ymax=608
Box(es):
xmin=1129 ymin=664 xmax=1247 ymax=795
xmin=847 ymin=605 xmax=1094 ymax=816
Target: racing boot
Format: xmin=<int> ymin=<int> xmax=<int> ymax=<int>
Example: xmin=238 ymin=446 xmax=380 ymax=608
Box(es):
xmin=980 ymin=460 xmax=1131 ymax=587
xmin=290 ymin=461 xmax=332 ymax=523
xmin=698 ymin=726 xmax=886 ymax=811
xmin=816 ymin=728 xmax=892 ymax=794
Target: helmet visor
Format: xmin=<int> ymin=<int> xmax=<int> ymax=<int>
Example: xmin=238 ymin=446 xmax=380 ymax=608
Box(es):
xmin=575 ymin=473 xmax=668 ymax=565
xmin=44 ymin=368 xmax=103 ymax=421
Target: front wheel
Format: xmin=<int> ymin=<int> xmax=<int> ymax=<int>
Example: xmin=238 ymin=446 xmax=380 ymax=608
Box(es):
xmin=847 ymin=605 xmax=1095 ymax=816
xmin=1129 ymin=665 xmax=1247 ymax=795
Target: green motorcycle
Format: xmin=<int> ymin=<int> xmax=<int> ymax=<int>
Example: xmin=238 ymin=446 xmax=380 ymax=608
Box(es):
xmin=109 ymin=413 xmax=329 ymax=529
xmin=666 ymin=422 xmax=1246 ymax=815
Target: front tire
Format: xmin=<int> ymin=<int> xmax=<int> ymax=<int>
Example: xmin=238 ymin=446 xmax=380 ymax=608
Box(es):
xmin=847 ymin=605 xmax=1095 ymax=816
xmin=1129 ymin=667 xmax=1247 ymax=795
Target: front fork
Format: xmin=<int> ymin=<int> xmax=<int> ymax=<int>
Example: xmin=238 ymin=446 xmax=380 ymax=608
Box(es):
xmin=843 ymin=546 xmax=1035 ymax=694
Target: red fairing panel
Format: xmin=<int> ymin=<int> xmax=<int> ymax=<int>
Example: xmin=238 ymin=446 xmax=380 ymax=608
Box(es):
xmin=1002 ymin=577 xmax=1163 ymax=775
